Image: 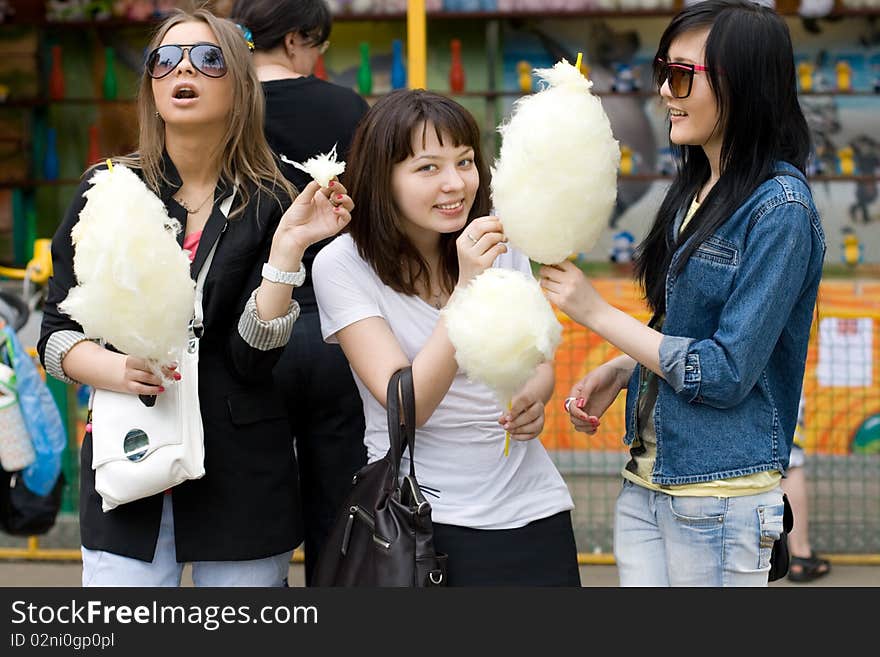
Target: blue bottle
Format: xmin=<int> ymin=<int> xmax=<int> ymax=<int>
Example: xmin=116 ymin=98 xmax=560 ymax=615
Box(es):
xmin=43 ymin=128 xmax=59 ymax=181
xmin=391 ymin=39 xmax=406 ymax=90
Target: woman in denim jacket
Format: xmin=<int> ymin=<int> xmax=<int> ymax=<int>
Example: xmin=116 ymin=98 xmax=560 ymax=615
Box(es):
xmin=540 ymin=0 xmax=825 ymax=586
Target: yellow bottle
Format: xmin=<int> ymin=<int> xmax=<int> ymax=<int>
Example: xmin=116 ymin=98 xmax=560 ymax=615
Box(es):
xmin=798 ymin=61 xmax=813 ymax=92
xmin=517 ymin=61 xmax=532 ymax=94
xmin=843 ymin=234 xmax=861 ymax=267
xmin=620 ymin=145 xmax=633 ymax=176
xmin=836 ymin=61 xmax=852 ymax=92
xmin=838 ymin=146 xmax=855 ymax=176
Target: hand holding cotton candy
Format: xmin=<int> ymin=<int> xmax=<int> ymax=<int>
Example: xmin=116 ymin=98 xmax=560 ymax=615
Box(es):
xmin=282 ymin=144 xmax=346 ymax=188
xmin=442 ymin=268 xmax=562 ymax=455
xmin=491 ymin=56 xmax=620 ymax=264
xmin=59 ymin=162 xmax=195 ymax=378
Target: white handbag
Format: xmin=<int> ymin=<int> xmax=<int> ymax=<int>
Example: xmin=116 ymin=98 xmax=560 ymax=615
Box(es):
xmin=90 ymin=193 xmax=231 ymax=512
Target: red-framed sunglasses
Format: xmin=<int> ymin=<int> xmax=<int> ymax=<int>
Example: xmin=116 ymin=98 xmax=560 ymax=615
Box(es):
xmin=655 ymin=57 xmax=709 ymax=99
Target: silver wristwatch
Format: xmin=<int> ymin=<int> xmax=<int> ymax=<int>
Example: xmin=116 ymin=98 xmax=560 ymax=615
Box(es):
xmin=261 ymin=262 xmax=306 ymax=287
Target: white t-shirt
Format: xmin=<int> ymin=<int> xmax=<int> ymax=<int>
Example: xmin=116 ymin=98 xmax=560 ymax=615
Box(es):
xmin=313 ymin=234 xmax=573 ymax=529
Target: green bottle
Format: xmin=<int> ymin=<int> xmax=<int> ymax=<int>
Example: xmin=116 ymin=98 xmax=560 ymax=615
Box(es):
xmin=103 ymin=46 xmax=118 ymax=100
xmin=357 ymin=42 xmax=372 ymax=96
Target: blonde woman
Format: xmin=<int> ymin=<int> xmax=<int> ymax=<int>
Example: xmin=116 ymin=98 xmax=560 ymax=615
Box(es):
xmin=38 ymin=9 xmax=353 ymax=587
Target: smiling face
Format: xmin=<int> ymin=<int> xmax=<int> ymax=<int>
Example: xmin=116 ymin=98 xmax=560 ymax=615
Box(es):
xmin=390 ymin=122 xmax=479 ymax=246
xmin=151 ymin=21 xmax=234 ymax=129
xmin=661 ymin=27 xmax=722 ymax=154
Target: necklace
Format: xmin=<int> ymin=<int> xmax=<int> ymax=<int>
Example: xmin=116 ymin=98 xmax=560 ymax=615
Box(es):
xmin=174 ymin=189 xmax=214 ymax=215
xmin=427 ymin=289 xmax=446 ymax=310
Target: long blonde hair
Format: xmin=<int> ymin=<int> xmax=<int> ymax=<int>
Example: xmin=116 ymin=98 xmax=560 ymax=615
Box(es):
xmin=114 ymin=9 xmax=294 ymax=217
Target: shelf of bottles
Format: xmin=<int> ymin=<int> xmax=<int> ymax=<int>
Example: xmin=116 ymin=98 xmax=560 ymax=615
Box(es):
xmin=2 ymin=2 xmax=878 ymax=190
xmin=4 ymin=4 xmax=876 ymax=27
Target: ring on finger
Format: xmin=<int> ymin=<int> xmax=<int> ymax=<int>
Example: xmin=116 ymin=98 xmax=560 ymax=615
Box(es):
xmin=563 ymin=396 xmax=577 ymax=413
xmin=466 ymin=233 xmax=478 ymax=244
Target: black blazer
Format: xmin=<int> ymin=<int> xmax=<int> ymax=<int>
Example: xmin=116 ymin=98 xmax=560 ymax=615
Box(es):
xmin=38 ymin=157 xmax=303 ymax=562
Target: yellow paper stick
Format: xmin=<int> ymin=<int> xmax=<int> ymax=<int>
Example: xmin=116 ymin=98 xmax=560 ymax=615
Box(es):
xmin=105 ymin=158 xmax=113 ymax=171
xmin=575 ymin=52 xmax=583 ymax=73
xmin=504 ymin=401 xmax=511 ymax=457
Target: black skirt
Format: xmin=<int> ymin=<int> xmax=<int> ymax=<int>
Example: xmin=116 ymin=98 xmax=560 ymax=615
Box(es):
xmin=432 ymin=510 xmax=581 ymax=586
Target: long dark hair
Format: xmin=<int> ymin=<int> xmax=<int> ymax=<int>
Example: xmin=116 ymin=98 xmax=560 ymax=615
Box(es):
xmin=634 ymin=0 xmax=811 ymax=319
xmin=344 ymin=89 xmax=492 ymax=297
xmin=230 ymin=0 xmax=331 ymax=50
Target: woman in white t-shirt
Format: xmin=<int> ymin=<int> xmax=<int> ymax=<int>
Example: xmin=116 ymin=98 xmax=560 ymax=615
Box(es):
xmin=313 ymin=90 xmax=579 ymax=586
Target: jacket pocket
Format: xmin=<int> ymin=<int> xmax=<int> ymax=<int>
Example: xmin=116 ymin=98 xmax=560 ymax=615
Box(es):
xmin=693 ymin=235 xmax=739 ymax=267
xmin=226 ymin=390 xmax=286 ymax=426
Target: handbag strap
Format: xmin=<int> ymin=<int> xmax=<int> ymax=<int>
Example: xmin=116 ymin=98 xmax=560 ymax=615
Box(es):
xmin=385 ymin=366 xmax=416 ymax=480
xmin=190 ymin=188 xmax=235 ymax=339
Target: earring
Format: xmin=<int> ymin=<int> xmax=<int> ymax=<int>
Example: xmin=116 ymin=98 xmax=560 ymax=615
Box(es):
xmin=155 ymin=111 xmax=162 ymax=119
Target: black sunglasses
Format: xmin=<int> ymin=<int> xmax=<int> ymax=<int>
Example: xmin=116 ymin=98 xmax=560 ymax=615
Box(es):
xmin=146 ymin=43 xmax=228 ymax=79
xmin=655 ymin=57 xmax=710 ymax=99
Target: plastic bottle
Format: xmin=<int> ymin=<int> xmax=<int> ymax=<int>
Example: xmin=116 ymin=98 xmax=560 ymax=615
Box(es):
xmin=49 ymin=45 xmax=65 ymax=100
xmin=358 ymin=42 xmax=372 ymax=96
xmin=87 ymin=125 xmax=101 ymax=167
xmin=103 ymin=46 xmax=118 ymax=100
xmin=43 ymin=128 xmax=59 ymax=181
xmin=391 ymin=39 xmax=406 ymax=90
xmin=314 ymin=53 xmax=328 ymax=80
xmin=449 ymin=39 xmax=465 ymax=93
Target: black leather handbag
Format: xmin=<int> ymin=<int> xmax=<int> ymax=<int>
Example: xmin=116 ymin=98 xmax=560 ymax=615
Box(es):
xmin=0 ymin=469 xmax=65 ymax=536
xmin=768 ymin=493 xmax=794 ymax=582
xmin=313 ymin=366 xmax=447 ymax=587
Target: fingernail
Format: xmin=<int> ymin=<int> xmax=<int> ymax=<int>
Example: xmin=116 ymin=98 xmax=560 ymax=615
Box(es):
xmin=576 ymin=398 xmax=586 ymax=408
xmin=328 ymin=181 xmax=334 ymax=187
xmin=158 ymin=386 xmax=165 ymax=393
xmin=336 ymin=194 xmax=343 ymax=200
xmin=173 ymin=372 xmax=181 ymax=380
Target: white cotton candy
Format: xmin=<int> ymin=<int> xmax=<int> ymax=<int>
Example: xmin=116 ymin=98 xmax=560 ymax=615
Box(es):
xmin=59 ymin=164 xmax=195 ymax=373
xmin=442 ymin=268 xmax=562 ymax=404
xmin=283 ymin=144 xmax=346 ymax=188
xmin=491 ymin=58 xmax=621 ymax=264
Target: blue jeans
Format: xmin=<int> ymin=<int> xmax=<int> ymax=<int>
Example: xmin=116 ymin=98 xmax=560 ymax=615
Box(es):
xmin=82 ymin=494 xmax=292 ymax=587
xmin=614 ymin=479 xmax=784 ymax=587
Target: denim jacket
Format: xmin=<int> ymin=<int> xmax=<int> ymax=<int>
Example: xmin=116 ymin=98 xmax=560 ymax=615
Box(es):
xmin=623 ymin=162 xmax=826 ymax=485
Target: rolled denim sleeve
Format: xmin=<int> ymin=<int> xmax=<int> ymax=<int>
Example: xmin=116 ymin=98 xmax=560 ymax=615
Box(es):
xmin=661 ymin=199 xmax=817 ymax=408
xmin=659 ymin=335 xmax=697 ymax=397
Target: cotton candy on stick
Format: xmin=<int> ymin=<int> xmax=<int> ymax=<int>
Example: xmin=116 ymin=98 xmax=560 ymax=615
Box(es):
xmin=282 ymin=144 xmax=346 ymax=188
xmin=59 ymin=161 xmax=195 ymax=392
xmin=443 ymin=268 xmax=562 ymax=456
xmin=491 ymin=54 xmax=620 ymax=264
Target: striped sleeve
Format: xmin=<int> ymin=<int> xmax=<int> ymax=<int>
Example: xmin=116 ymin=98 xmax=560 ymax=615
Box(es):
xmin=43 ymin=330 xmax=91 ymax=384
xmin=237 ymin=288 xmax=300 ymax=351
